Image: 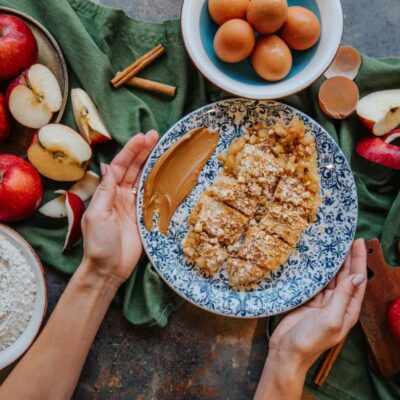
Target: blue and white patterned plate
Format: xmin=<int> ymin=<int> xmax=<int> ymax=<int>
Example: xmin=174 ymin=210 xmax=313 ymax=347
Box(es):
xmin=137 ymin=99 xmax=358 ymax=318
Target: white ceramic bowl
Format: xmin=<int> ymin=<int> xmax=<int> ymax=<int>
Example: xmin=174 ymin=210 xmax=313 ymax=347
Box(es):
xmin=181 ymin=0 xmax=343 ymax=99
xmin=0 ymin=224 xmax=47 ymax=370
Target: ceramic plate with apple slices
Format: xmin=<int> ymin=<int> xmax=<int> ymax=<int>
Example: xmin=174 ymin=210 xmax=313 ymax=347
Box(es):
xmin=0 ymin=6 xmax=68 ymax=156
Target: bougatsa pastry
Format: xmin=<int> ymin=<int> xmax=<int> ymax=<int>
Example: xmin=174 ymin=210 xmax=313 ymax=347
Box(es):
xmin=226 ymin=257 xmax=270 ymax=290
xmin=259 ymin=202 xmax=309 ymax=246
xmin=218 ymin=134 xmax=284 ymax=220
xmin=183 ymin=119 xmax=321 ymax=290
xmin=273 ymin=175 xmax=321 ymax=219
xmin=188 ymin=194 xmax=248 ymax=245
xmin=220 ymin=140 xmax=284 ymax=193
xmin=238 ymin=226 xmax=293 ymax=271
xmin=182 ymin=229 xmax=228 ymax=276
xmin=205 ymin=173 xmax=260 ymax=217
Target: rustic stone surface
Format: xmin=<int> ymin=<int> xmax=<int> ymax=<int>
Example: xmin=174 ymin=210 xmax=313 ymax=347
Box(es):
xmin=42 ymin=0 xmax=399 ymax=399
xmin=93 ymin=0 xmax=400 ymax=57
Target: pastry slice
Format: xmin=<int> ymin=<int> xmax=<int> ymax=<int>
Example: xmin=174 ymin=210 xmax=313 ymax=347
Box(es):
xmin=222 ymin=142 xmax=283 ymax=188
xmin=273 ymin=175 xmax=321 ymax=219
xmin=260 ymin=202 xmax=308 ymax=246
xmin=226 ymin=257 xmax=270 ymax=290
xmin=237 ymin=144 xmax=282 ymax=184
xmin=188 ymin=195 xmax=248 ymax=245
xmin=205 ymin=173 xmax=259 ymax=217
xmin=239 ymin=227 xmax=293 ymax=271
xmin=182 ymin=229 xmax=227 ymax=276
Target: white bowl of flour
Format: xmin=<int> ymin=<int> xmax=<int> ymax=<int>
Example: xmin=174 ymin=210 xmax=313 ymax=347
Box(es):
xmin=0 ymin=224 xmax=47 ymax=370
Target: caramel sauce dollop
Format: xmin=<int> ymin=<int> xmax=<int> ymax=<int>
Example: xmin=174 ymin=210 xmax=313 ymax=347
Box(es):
xmin=143 ymin=127 xmax=219 ymax=234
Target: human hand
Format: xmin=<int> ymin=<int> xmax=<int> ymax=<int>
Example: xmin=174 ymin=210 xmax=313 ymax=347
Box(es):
xmin=268 ymin=238 xmax=367 ymax=371
xmin=254 ymin=239 xmax=367 ymax=400
xmin=80 ymin=130 xmax=159 ymax=286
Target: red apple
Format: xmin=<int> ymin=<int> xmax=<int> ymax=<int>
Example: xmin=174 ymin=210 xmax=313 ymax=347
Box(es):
xmin=356 ymin=137 xmax=400 ymax=170
xmin=0 ymin=92 xmax=9 ymax=142
xmin=0 ymin=14 xmax=38 ymax=80
xmin=0 ymin=154 xmax=43 ymax=222
xmin=387 ymin=296 xmax=400 ymax=343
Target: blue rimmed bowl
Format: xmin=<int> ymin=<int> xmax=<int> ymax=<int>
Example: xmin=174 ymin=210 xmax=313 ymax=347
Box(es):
xmin=181 ymin=0 xmax=343 ymax=99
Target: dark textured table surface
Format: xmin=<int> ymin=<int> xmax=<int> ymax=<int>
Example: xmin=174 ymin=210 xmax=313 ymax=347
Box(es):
xmin=43 ymin=0 xmax=400 ymax=399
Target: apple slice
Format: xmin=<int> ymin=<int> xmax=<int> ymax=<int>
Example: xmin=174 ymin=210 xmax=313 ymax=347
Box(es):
xmin=7 ymin=64 xmax=62 ymax=129
xmin=67 ymin=170 xmax=100 ymax=200
xmin=63 ymin=191 xmax=86 ymax=251
xmin=384 ymin=129 xmax=400 ymax=145
xmin=27 ymin=124 xmax=92 ymax=182
xmin=356 ymin=137 xmax=400 ymax=170
xmin=71 ymin=88 xmax=112 ymax=144
xmin=39 ymin=171 xmax=100 ymax=218
xmin=39 ymin=191 xmax=66 ymax=218
xmin=357 ymin=90 xmax=400 ymax=136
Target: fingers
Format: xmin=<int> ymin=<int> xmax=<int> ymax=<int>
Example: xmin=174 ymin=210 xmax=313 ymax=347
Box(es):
xmin=336 ymin=238 xmax=366 ymax=286
xmin=342 ymin=275 xmax=368 ymax=334
xmin=349 ymin=238 xmax=367 ymax=276
xmin=122 ymin=130 xmax=159 ymax=188
xmin=110 ymin=134 xmax=146 ymax=183
xmin=335 ymin=250 xmax=352 ymax=284
xmin=340 ymin=240 xmax=368 ymax=331
xmin=326 ymin=273 xmax=366 ymax=328
xmin=89 ymin=163 xmax=117 ymax=213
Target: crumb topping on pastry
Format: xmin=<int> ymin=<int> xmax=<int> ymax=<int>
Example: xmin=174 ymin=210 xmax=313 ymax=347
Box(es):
xmin=183 ymin=119 xmax=321 ymax=290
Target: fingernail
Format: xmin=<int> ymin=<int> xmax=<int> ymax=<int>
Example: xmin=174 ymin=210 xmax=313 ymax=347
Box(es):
xmin=146 ymin=129 xmax=159 ymax=138
xmin=352 ymin=274 xmax=365 ymax=287
xmin=355 ymin=238 xmax=367 ymax=252
xmin=100 ymin=163 xmax=107 ymax=176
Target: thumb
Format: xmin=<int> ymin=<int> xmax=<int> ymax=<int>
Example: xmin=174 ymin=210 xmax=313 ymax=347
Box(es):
xmin=91 ymin=163 xmax=117 ymax=212
xmin=327 ymin=274 xmax=365 ymax=325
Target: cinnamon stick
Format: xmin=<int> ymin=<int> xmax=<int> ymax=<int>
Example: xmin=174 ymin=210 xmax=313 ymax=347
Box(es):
xmin=111 ymin=44 xmax=165 ymax=88
xmin=314 ymin=338 xmax=347 ymax=386
xmin=126 ymin=76 xmax=176 ymax=97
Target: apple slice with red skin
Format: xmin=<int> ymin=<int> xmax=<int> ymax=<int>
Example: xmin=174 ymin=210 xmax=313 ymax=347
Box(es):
xmin=0 ymin=93 xmax=9 ymax=142
xmin=384 ymin=129 xmax=400 ymax=145
xmin=39 ymin=191 xmax=67 ymax=219
xmin=63 ymin=191 xmax=86 ymax=251
xmin=356 ymin=136 xmax=400 ymax=170
xmin=71 ymin=88 xmax=112 ymax=145
xmin=7 ymin=64 xmax=62 ymax=129
xmin=0 ymin=15 xmax=38 ymax=80
xmin=27 ymin=123 xmax=92 ymax=182
xmin=39 ymin=171 xmax=100 ymax=218
xmin=357 ymin=90 xmax=400 ymax=136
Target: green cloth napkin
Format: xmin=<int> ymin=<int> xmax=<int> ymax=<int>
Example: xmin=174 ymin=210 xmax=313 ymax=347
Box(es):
xmin=1 ymin=0 xmax=399 ymax=398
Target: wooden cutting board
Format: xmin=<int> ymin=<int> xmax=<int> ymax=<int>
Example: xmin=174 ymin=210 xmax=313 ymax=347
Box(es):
xmin=359 ymin=238 xmax=400 ymax=377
